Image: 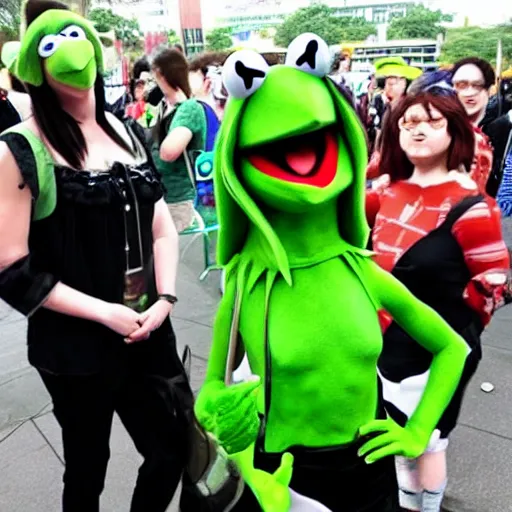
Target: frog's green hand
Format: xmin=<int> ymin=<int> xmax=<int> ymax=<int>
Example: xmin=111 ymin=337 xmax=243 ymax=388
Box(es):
xmin=231 ymin=444 xmax=294 ymax=512
xmin=361 ymin=260 xmax=468 ymax=461
xmin=196 ymin=378 xmax=261 ymax=454
xmin=195 ymin=260 xmax=261 ymax=452
xmin=358 ymin=418 xmax=428 ymax=464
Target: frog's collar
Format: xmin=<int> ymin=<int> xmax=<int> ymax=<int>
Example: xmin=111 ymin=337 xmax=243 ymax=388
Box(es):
xmin=239 ymin=241 xmax=373 ymax=294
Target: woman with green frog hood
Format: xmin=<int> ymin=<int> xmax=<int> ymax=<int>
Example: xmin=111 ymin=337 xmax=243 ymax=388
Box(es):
xmin=0 ymin=1 xmax=187 ymax=510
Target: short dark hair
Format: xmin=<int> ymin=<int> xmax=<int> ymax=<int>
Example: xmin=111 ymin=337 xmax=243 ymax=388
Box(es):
xmin=380 ymin=92 xmax=475 ymax=182
xmin=25 ymin=0 xmax=69 ymax=25
xmin=452 ymin=57 xmax=495 ymax=90
xmin=133 ymin=57 xmax=150 ymax=80
xmin=189 ymin=52 xmax=226 ymax=75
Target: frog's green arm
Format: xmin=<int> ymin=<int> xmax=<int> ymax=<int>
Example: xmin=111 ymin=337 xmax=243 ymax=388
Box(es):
xmin=194 ymin=261 xmax=239 ymax=429
xmin=369 ymin=260 xmax=468 ymax=437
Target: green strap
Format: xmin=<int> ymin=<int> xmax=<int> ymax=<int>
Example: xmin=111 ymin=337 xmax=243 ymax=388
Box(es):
xmin=2 ymin=126 xmax=56 ymax=221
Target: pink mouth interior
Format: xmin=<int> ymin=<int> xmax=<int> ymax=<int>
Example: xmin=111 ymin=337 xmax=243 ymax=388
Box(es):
xmin=284 ymin=146 xmax=317 ymax=176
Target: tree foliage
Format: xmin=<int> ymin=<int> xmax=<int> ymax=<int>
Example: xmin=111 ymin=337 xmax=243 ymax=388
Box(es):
xmin=275 ymin=4 xmax=376 ymax=47
xmin=387 ymin=5 xmax=452 ymax=40
xmin=0 ymin=0 xmax=21 ymax=40
xmin=205 ymin=28 xmax=233 ymax=51
xmin=168 ymin=29 xmax=180 ymax=46
xmin=88 ymin=8 xmax=140 ymax=48
xmin=440 ymin=24 xmax=512 ymax=68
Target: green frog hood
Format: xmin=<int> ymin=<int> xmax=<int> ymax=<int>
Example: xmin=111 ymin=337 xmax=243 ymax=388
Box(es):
xmin=215 ymin=34 xmax=369 ymax=284
xmin=15 ymin=9 xmax=103 ymax=89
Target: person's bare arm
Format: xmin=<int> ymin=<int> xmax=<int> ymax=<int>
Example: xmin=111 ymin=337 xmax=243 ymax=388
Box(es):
xmin=0 ymin=141 xmax=140 ymax=335
xmin=0 ymin=142 xmax=32 ymax=271
xmin=152 ymin=197 xmax=179 ymax=295
xmin=160 ymin=127 xmax=193 ymax=162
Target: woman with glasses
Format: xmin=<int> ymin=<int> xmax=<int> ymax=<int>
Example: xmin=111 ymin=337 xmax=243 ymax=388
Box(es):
xmin=370 ymin=92 xmax=509 ymax=511
xmin=452 ymin=58 xmax=496 ymax=195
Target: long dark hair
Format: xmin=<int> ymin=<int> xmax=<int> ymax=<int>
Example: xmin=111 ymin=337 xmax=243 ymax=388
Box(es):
xmin=25 ymin=0 xmax=134 ymax=169
xmin=380 ymin=92 xmax=475 ymax=182
xmin=151 ymin=48 xmax=191 ymax=98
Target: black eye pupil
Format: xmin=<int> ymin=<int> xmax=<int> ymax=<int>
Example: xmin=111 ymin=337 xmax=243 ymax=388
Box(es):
xmin=70 ymin=31 xmax=78 ymax=37
xmin=44 ymin=42 xmax=54 ymax=51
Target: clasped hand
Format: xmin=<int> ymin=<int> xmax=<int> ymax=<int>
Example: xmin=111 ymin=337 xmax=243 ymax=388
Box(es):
xmin=99 ymin=300 xmax=172 ymax=343
xmin=358 ymin=418 xmax=429 ymax=464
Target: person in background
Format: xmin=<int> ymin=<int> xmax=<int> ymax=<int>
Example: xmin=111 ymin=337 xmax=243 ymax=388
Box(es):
xmin=188 ymin=52 xmax=225 ymax=125
xmin=126 ymin=73 xmax=149 ymax=121
xmin=370 ymin=91 xmax=509 ymax=512
xmin=372 ymin=57 xmax=421 ymax=132
xmin=486 ymin=79 xmax=512 ymax=197
xmin=367 ymin=57 xmax=422 ymax=179
xmin=0 ymin=41 xmax=32 ymax=125
xmin=329 ymin=51 xmax=351 ymax=88
xmin=151 ymin=48 xmax=206 ymax=233
xmin=451 ymin=58 xmax=496 ymax=195
xmin=125 ymin=57 xmax=159 ymax=129
xmin=492 ymin=107 xmax=512 ymax=248
xmin=452 ymin=57 xmax=495 ymax=129
xmin=210 ymin=67 xmax=228 ymax=121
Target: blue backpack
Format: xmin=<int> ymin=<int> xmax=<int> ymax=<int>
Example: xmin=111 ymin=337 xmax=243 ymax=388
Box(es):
xmin=194 ymin=101 xmax=220 ymax=207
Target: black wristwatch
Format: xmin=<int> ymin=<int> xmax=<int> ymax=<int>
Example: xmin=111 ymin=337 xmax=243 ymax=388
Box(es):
xmin=158 ymin=294 xmax=178 ymax=305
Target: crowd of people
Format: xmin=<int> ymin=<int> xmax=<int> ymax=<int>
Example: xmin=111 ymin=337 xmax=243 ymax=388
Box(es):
xmin=0 ymin=1 xmax=512 ymax=511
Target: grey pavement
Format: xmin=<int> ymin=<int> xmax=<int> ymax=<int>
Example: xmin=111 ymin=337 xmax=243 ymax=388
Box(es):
xmin=0 ymin=238 xmax=512 ymax=511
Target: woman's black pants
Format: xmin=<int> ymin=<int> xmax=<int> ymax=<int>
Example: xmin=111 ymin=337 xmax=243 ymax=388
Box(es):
xmin=38 ymin=365 xmax=186 ymax=512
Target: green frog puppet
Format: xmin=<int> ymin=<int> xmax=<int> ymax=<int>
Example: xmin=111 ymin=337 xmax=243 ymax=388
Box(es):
xmin=194 ymin=34 xmax=468 ymax=512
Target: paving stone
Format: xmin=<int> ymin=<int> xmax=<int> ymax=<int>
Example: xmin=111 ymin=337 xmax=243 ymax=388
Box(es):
xmin=0 ymin=421 xmax=62 ymax=512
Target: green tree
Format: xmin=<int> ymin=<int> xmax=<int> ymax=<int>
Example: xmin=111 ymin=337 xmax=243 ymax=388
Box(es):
xmin=339 ymin=16 xmax=377 ymax=42
xmin=387 ymin=5 xmax=452 ymax=40
xmin=88 ymin=8 xmax=140 ymax=48
xmin=274 ymin=4 xmax=375 ymax=47
xmin=440 ymin=24 xmax=512 ymax=68
xmin=168 ymin=29 xmax=181 ymax=46
xmin=258 ymin=28 xmax=271 ymax=40
xmin=205 ymin=28 xmax=233 ymax=51
xmin=0 ymin=0 xmax=21 ymax=40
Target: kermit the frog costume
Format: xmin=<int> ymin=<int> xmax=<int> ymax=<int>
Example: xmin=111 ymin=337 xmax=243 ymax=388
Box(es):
xmin=194 ymin=34 xmax=469 ymax=512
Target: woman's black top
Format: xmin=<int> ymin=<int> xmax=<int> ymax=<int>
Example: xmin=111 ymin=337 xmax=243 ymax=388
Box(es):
xmin=2 ymin=121 xmax=180 ymax=376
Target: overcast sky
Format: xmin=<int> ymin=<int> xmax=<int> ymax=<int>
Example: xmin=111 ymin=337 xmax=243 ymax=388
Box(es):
xmin=427 ymin=0 xmax=510 ymax=25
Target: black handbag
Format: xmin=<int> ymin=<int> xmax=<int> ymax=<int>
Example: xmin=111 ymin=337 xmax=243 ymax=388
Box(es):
xmin=175 ymin=290 xmax=245 ymax=511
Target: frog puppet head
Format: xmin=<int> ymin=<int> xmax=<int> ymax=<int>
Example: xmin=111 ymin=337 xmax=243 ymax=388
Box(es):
xmin=215 ymin=34 xmax=369 ymax=281
xmin=15 ymin=7 xmax=104 ymax=90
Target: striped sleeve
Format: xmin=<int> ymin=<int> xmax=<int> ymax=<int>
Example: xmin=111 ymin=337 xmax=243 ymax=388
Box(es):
xmin=452 ymin=199 xmax=510 ymax=326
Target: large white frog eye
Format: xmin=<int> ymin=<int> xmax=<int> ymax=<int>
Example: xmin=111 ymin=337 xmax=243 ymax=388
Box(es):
xmin=285 ymin=33 xmax=331 ymax=78
xmin=60 ymin=25 xmax=86 ymax=40
xmin=222 ymin=50 xmax=269 ymax=99
xmin=38 ymin=34 xmax=63 ymax=58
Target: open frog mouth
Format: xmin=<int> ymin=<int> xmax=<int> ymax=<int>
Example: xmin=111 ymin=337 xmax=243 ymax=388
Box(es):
xmin=246 ymin=129 xmax=338 ymax=188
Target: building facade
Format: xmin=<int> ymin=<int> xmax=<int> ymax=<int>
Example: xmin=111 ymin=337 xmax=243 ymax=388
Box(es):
xmin=178 ymin=0 xmax=204 ymax=55
xmin=215 ymin=0 xmax=434 ymax=33
xmin=349 ymin=37 xmax=442 ymax=72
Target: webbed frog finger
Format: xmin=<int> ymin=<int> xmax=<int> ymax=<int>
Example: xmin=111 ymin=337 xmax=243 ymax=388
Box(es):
xmin=358 ymin=432 xmax=394 ymax=458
